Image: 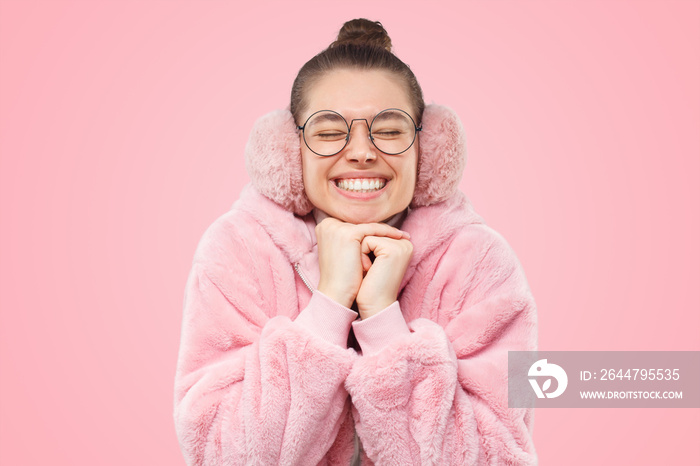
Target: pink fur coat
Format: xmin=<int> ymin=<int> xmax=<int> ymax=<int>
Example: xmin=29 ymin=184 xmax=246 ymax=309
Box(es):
xmin=174 ymin=106 xmax=538 ymax=465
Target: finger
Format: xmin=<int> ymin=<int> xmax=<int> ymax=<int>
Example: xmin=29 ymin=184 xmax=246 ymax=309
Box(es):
xmin=361 ymin=235 xmax=377 ymax=256
xmin=350 ymin=222 xmax=410 ymax=241
xmin=361 ymin=236 xmax=393 ymax=260
xmin=362 ymin=235 xmax=414 ymax=257
xmin=361 ymin=252 xmax=372 ymax=272
xmin=317 ymin=216 xmax=410 ymax=239
xmin=315 ymin=217 xmax=343 ymax=237
xmin=360 ymin=237 xmax=376 ymax=271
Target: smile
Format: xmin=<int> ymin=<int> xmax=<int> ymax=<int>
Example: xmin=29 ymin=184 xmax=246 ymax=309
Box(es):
xmin=335 ymin=178 xmax=387 ymax=193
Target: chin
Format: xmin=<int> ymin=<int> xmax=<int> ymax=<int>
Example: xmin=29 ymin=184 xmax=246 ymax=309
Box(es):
xmin=335 ymin=206 xmax=401 ymax=225
xmin=335 ymin=213 xmax=379 ymax=224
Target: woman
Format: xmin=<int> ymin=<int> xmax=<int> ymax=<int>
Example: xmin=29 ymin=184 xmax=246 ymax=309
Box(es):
xmin=174 ymin=19 xmax=537 ymax=465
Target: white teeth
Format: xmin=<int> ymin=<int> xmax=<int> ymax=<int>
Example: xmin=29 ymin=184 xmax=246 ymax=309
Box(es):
xmin=335 ymin=178 xmax=386 ymax=193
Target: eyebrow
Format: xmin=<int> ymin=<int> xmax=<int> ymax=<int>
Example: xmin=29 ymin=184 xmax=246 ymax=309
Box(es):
xmin=306 ymin=112 xmax=346 ymax=126
xmin=372 ymin=110 xmax=406 ymax=122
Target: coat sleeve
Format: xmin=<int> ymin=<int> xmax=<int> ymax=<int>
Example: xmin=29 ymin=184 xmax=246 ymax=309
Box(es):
xmin=173 ymin=217 xmax=357 ymax=465
xmin=346 ymin=225 xmax=538 ymax=465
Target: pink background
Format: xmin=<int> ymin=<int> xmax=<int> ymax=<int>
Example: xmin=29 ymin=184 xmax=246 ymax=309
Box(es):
xmin=1 ymin=0 xmax=698 ymax=464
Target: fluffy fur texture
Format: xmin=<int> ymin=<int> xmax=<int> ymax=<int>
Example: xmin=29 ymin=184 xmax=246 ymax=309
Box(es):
xmin=174 ymin=184 xmax=538 ymax=464
xmin=244 ymin=105 xmax=466 ymax=215
xmin=411 ymin=105 xmax=466 ymax=207
xmin=244 ymin=110 xmax=313 ymax=215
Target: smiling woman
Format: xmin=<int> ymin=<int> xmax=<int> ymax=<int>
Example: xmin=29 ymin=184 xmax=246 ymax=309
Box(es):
xmin=174 ymin=18 xmax=538 ymax=465
xmin=299 ymin=69 xmax=418 ymax=225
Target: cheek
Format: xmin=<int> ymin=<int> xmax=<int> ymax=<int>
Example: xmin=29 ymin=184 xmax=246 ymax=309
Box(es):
xmin=389 ymin=155 xmax=417 ymax=207
xmin=400 ymin=152 xmax=419 ymax=187
xmin=300 ymin=150 xmax=316 ymax=188
xmin=301 ymin=150 xmax=331 ymax=198
xmin=404 ymin=153 xmax=419 ymax=201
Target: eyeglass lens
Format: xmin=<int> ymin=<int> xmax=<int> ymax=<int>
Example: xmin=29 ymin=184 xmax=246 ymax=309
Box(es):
xmin=302 ymin=109 xmax=417 ymax=156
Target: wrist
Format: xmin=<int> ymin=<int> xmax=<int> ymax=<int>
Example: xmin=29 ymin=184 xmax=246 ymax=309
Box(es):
xmin=317 ymin=282 xmax=355 ymax=309
xmin=358 ymin=298 xmax=395 ymax=320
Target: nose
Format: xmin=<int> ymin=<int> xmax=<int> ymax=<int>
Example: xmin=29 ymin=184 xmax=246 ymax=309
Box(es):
xmin=344 ymin=119 xmax=376 ymax=163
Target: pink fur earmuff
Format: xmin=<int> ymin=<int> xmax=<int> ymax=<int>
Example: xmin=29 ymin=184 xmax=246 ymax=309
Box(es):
xmin=244 ymin=104 xmax=466 ymax=216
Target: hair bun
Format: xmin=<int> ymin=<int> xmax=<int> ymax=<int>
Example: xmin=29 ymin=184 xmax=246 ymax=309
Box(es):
xmin=331 ymin=18 xmax=392 ymax=52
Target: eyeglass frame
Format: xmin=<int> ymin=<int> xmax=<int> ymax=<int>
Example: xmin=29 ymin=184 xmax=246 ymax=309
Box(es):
xmin=296 ymin=108 xmax=422 ymax=157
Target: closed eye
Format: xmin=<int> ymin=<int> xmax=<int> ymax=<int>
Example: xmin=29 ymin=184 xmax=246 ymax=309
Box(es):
xmin=316 ymin=132 xmax=347 ymax=139
xmin=372 ymin=130 xmax=403 ymax=138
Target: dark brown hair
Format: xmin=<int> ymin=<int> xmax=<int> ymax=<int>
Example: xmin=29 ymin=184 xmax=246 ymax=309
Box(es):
xmin=290 ymin=19 xmax=425 ymax=125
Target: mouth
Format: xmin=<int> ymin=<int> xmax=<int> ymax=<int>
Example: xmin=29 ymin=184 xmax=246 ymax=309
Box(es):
xmin=334 ymin=177 xmax=387 ymax=193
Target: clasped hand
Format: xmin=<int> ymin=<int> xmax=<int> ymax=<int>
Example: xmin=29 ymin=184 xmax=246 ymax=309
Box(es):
xmin=315 ymin=217 xmax=413 ymax=320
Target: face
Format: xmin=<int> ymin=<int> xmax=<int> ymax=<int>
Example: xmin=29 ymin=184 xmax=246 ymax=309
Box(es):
xmin=299 ymin=69 xmax=418 ymax=224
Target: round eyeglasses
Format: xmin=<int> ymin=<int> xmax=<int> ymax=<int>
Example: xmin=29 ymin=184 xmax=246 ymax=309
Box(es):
xmin=297 ymin=108 xmax=422 ymax=157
